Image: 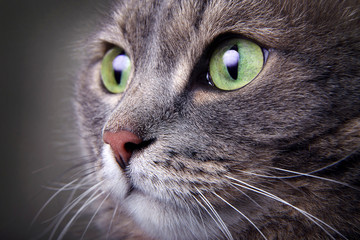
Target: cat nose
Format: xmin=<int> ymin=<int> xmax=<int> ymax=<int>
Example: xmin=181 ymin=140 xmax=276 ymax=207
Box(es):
xmin=103 ymin=130 xmax=142 ymax=169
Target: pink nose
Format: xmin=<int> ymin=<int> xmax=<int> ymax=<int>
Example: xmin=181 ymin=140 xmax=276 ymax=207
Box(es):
xmin=103 ymin=130 xmax=142 ymax=169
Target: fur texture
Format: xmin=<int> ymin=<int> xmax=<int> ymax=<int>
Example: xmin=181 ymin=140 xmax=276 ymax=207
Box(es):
xmin=72 ymin=0 xmax=360 ymax=239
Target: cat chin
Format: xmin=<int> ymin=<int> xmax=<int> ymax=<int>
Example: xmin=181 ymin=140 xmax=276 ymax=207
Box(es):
xmin=123 ymin=193 xmax=223 ymax=240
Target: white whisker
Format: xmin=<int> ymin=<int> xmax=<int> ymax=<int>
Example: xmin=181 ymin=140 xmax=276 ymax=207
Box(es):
xmin=31 ymin=163 xmax=57 ymax=174
xmin=195 ymin=187 xmax=234 ymax=240
xmin=212 ymin=192 xmax=268 ymax=240
xmin=193 ymin=196 xmax=227 ymax=240
xmin=226 ymin=175 xmax=347 ymax=240
xmin=192 ymin=195 xmax=209 ymax=240
xmin=106 ymin=202 xmax=119 ymax=240
xmin=229 ymin=181 xmax=337 ymax=239
xmin=43 ymin=178 xmax=94 ymax=192
xmin=271 ymin=167 xmax=360 ymax=191
xmin=239 ymin=168 xmax=359 ymax=192
xmin=43 ymin=178 xmax=94 ymax=224
xmin=34 ymin=178 xmax=94 ymax=238
xmin=307 ymin=148 xmax=360 ymax=175
xmin=49 ymin=181 xmax=103 ymax=240
xmin=57 ymin=191 xmax=105 ymax=240
xmin=80 ymin=192 xmax=111 ymax=240
xmin=50 ymin=189 xmax=100 ymax=237
xmin=230 ymin=184 xmax=263 ymax=209
xmin=32 ymin=179 xmax=79 ymax=226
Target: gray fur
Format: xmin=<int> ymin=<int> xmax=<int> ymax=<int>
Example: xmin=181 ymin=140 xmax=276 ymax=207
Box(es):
xmin=73 ymin=0 xmax=360 ymax=239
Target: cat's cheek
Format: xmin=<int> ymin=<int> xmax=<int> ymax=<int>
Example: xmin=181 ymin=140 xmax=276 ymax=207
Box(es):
xmin=100 ymin=144 xmax=130 ymax=199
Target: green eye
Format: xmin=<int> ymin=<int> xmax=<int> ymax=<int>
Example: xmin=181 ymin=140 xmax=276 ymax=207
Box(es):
xmin=209 ymin=38 xmax=264 ymax=91
xmin=101 ymin=47 xmax=131 ymax=93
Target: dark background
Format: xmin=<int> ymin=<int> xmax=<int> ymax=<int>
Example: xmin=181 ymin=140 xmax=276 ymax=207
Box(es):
xmin=0 ymin=1 xmax=111 ymax=239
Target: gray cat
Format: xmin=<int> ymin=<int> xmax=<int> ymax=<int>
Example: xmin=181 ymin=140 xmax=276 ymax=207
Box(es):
xmin=53 ymin=0 xmax=360 ymax=239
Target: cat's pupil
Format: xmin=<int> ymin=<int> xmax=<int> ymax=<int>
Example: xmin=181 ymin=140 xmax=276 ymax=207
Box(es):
xmin=223 ymin=45 xmax=239 ymax=80
xmin=112 ymin=54 xmax=130 ymax=84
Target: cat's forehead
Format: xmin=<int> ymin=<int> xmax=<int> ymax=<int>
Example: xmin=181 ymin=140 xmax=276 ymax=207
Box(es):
xmin=112 ymin=0 xmax=281 ymax=44
xmin=101 ymin=0 xmax=282 ymax=76
xmin=103 ymin=0 xmax=358 ymax=58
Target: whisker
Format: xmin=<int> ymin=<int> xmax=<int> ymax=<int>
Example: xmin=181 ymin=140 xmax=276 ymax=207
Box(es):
xmin=212 ymin=192 xmax=268 ymax=240
xmin=48 ymin=189 xmax=99 ymax=237
xmin=31 ymin=163 xmax=57 ymax=174
xmin=42 ymin=177 xmax=95 ymax=224
xmin=61 ymin=177 xmax=94 ymax=206
xmin=239 ymin=168 xmax=359 ymax=192
xmin=42 ymin=175 xmax=94 ymax=191
xmin=230 ymin=184 xmax=263 ymax=209
xmin=193 ymin=196 xmax=209 ymax=240
xmin=31 ymin=177 xmax=94 ymax=238
xmin=307 ymin=148 xmax=360 ymax=175
xmin=64 ymin=168 xmax=98 ymax=184
xmin=63 ymin=154 xmax=95 ymax=163
xmin=229 ymin=181 xmax=337 ymax=239
xmin=226 ymin=175 xmax=347 ymax=240
xmin=195 ymin=187 xmax=234 ymax=240
xmin=57 ymin=191 xmax=105 ymax=240
xmin=193 ymin=196 xmax=227 ymax=240
xmin=49 ymin=181 xmax=104 ymax=240
xmin=31 ymin=154 xmax=93 ymax=175
xmin=43 ymin=184 xmax=91 ymax=191
xmin=281 ymin=148 xmax=359 ymax=178
xmin=271 ymin=167 xmax=360 ymax=191
xmin=106 ymin=202 xmax=119 ymax=240
xmin=47 ymin=159 xmax=95 ymax=185
xmin=32 ymin=179 xmax=79 ymax=226
xmin=80 ymin=192 xmax=111 ymax=240
xmin=239 ymin=147 xmax=360 ymax=185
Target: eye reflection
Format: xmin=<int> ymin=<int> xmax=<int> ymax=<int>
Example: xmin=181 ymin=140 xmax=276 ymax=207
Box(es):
xmin=112 ymin=54 xmax=130 ymax=84
xmin=223 ymin=45 xmax=240 ymax=80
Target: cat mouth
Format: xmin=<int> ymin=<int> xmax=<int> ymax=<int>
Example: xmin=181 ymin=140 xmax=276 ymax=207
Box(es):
xmin=123 ymin=167 xmax=145 ymax=198
xmin=125 ymin=182 xmax=136 ymax=197
xmin=123 ymin=181 xmax=151 ymax=201
xmin=114 ymin=155 xmax=127 ymax=169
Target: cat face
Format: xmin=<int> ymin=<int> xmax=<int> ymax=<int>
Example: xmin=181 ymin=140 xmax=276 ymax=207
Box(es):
xmin=75 ymin=0 xmax=360 ymax=239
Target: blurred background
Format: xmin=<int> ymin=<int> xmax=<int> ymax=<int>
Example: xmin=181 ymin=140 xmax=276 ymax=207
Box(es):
xmin=0 ymin=1 xmax=111 ymax=239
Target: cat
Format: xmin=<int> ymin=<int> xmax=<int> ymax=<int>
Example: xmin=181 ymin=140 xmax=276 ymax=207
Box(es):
xmin=51 ymin=0 xmax=360 ymax=239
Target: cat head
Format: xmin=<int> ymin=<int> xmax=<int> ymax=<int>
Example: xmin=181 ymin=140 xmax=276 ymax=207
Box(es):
xmin=75 ymin=0 xmax=360 ymax=239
